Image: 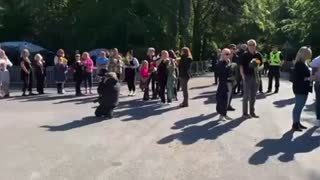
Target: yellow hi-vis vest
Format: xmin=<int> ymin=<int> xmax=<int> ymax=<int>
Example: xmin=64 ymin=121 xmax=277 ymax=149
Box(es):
xmin=269 ymin=51 xmax=282 ymax=66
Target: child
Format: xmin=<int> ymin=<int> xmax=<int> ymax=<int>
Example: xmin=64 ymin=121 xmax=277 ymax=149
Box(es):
xmin=0 ymin=49 xmax=13 ymax=98
xmin=140 ymin=60 xmax=150 ymax=100
xmin=95 ymin=72 xmax=120 ymax=119
xmin=54 ymin=57 xmax=68 ymax=94
xmin=34 ymin=54 xmax=46 ymax=94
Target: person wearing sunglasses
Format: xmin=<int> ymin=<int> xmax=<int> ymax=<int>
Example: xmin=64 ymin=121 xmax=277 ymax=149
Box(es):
xmin=216 ymin=48 xmax=233 ymax=121
xmin=239 ymin=39 xmax=263 ymax=119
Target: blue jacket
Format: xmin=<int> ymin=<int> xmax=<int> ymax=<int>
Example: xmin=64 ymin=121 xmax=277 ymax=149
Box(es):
xmin=96 ymin=57 xmax=109 ymax=66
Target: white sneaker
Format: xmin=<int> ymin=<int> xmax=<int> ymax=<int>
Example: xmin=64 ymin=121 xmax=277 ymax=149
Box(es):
xmin=315 ymin=120 xmax=320 ymax=127
xmin=132 ymin=91 xmax=136 ymax=96
xmin=225 ymin=116 xmax=233 ymax=120
xmin=128 ymin=91 xmax=132 ymax=96
xmin=219 ymin=115 xmax=226 ymax=121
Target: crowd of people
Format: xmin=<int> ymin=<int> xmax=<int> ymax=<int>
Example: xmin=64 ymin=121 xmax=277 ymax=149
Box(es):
xmin=212 ymin=39 xmax=320 ymax=131
xmin=0 ymin=39 xmax=319 ymax=131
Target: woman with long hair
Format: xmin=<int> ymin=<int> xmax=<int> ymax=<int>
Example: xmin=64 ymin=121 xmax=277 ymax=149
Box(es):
xmin=109 ymin=48 xmax=123 ymax=80
xmin=291 ymin=46 xmax=313 ymax=131
xmin=34 ymin=54 xmax=46 ymax=94
xmin=20 ymin=49 xmax=35 ymax=96
xmin=0 ymin=49 xmax=13 ymax=98
xmin=167 ymin=50 xmax=178 ymax=103
xmin=158 ymin=50 xmax=169 ymax=104
xmin=178 ymin=47 xmax=192 ymax=107
xmin=54 ymin=56 xmax=68 ymax=94
xmin=82 ymin=52 xmax=94 ymax=95
xmin=124 ymin=50 xmax=139 ymax=96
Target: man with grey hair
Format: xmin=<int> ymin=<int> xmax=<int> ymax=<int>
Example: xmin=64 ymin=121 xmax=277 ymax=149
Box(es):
xmin=239 ymin=39 xmax=263 ymax=119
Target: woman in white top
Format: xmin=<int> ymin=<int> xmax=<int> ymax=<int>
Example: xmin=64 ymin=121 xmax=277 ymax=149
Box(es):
xmin=0 ymin=49 xmax=13 ymax=98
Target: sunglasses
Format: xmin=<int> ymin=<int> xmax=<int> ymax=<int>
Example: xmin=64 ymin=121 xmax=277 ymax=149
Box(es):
xmin=225 ymin=53 xmax=231 ymax=56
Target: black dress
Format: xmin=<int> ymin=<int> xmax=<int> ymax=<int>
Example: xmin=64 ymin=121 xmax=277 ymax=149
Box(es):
xmin=20 ymin=60 xmax=33 ymax=94
xmin=157 ymin=60 xmax=168 ymax=103
xmin=34 ymin=61 xmax=46 ymax=94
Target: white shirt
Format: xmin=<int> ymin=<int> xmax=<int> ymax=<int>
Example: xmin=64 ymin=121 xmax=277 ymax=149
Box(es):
xmin=0 ymin=58 xmax=13 ymax=71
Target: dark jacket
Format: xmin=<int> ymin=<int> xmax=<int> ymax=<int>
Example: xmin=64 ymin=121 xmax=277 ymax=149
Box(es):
xmin=157 ymin=60 xmax=168 ymax=82
xmin=216 ymin=60 xmax=231 ymax=93
xmin=292 ymin=61 xmax=312 ymax=95
xmin=97 ymin=76 xmax=120 ymax=107
xmin=73 ymin=61 xmax=84 ymax=81
xmin=179 ymin=55 xmax=192 ymax=79
xmin=34 ymin=62 xmax=46 ymax=80
xmin=54 ymin=63 xmax=68 ymax=82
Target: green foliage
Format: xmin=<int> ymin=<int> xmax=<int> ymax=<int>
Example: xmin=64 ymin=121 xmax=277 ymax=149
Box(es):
xmin=0 ymin=0 xmax=319 ymax=59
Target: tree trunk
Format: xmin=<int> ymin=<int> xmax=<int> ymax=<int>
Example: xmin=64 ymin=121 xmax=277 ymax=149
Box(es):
xmin=179 ymin=0 xmax=191 ymax=47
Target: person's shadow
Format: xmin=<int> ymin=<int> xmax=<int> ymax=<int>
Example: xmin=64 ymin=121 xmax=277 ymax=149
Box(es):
xmin=249 ymin=127 xmax=320 ymax=165
xmin=40 ymin=116 xmax=103 ymax=131
xmin=158 ymin=116 xmax=246 ymax=145
xmin=192 ymin=90 xmax=217 ymax=104
xmin=273 ymin=97 xmax=295 ymax=108
xmin=171 ymin=113 xmax=218 ymax=129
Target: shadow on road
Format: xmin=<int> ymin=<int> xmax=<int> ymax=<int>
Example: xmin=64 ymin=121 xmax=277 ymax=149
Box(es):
xmin=40 ymin=116 xmax=103 ymax=131
xmin=190 ymin=85 xmax=213 ymax=90
xmin=158 ymin=116 xmax=247 ymax=145
xmin=249 ymin=127 xmax=320 ymax=165
xmin=273 ymin=97 xmax=295 ymax=108
xmin=192 ymin=91 xmax=217 ymax=104
xmin=171 ymin=113 xmax=218 ymax=130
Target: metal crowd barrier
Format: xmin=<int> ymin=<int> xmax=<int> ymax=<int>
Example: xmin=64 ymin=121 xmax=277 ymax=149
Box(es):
xmin=8 ymin=60 xmax=211 ymax=87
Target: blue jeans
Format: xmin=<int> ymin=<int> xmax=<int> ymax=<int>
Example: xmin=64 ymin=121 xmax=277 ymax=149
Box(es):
xmin=315 ymin=82 xmax=320 ymax=120
xmin=292 ymin=94 xmax=308 ymax=123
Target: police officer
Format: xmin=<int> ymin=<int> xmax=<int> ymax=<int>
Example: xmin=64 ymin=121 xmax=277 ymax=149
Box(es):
xmin=267 ymin=46 xmax=283 ymax=93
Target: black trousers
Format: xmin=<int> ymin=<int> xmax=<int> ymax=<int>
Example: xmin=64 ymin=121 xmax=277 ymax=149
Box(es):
xmin=126 ymin=69 xmax=136 ymax=92
xmin=56 ymin=83 xmax=64 ymax=94
xmin=268 ymin=66 xmax=280 ymax=91
xmin=214 ymin=72 xmax=218 ymax=84
xmin=22 ymin=74 xmax=33 ymax=94
xmin=151 ymin=72 xmax=159 ymax=98
xmin=84 ymin=72 xmax=93 ymax=89
xmin=216 ymin=88 xmax=228 ymax=116
xmin=75 ymin=78 xmax=82 ymax=95
xmin=36 ymin=76 xmax=45 ymax=94
xmin=159 ymin=78 xmax=167 ymax=103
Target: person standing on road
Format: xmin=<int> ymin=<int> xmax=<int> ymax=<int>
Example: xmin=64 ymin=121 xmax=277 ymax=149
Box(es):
xmin=216 ymin=48 xmax=233 ymax=121
xmin=227 ymin=44 xmax=238 ymax=111
xmin=310 ymin=55 xmax=320 ymax=127
xmin=124 ymin=50 xmax=139 ymax=96
xmin=212 ymin=49 xmax=221 ymax=85
xmin=234 ymin=44 xmax=247 ymax=95
xmin=146 ymin=47 xmax=159 ymax=99
xmin=267 ymin=46 xmax=284 ymax=93
xmin=73 ymin=53 xmax=84 ymax=96
xmin=291 ymin=46 xmax=312 ymax=131
xmin=168 ymin=50 xmax=178 ymax=102
xmin=54 ymin=57 xmax=68 ymax=94
xmin=0 ymin=49 xmax=13 ymax=98
xmin=157 ymin=50 xmax=169 ymax=104
xmin=108 ymin=48 xmax=123 ymax=80
xmin=82 ymin=52 xmax=94 ymax=95
xmin=179 ymin=47 xmax=192 ymax=108
xmin=96 ymin=51 xmax=109 ymax=75
xmin=34 ymin=54 xmax=46 ymax=94
xmin=20 ymin=49 xmax=35 ymax=96
xmin=140 ymin=60 xmax=151 ymax=101
xmin=240 ymin=39 xmax=263 ymax=119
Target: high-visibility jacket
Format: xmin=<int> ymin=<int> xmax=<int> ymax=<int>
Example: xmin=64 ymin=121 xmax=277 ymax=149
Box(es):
xmin=269 ymin=51 xmax=282 ymax=66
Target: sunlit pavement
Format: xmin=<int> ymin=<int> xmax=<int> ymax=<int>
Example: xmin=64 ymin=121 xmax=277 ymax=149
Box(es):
xmin=0 ymin=74 xmax=319 ymax=180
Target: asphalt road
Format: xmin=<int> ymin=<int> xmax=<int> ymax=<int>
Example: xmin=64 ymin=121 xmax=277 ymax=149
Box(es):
xmin=0 ymin=74 xmax=319 ymax=180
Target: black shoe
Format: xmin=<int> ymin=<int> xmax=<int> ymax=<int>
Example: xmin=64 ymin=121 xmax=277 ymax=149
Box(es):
xmin=4 ymin=94 xmax=10 ymax=98
xmin=292 ymin=123 xmax=303 ymax=132
xmin=151 ymin=96 xmax=158 ymax=100
xmin=143 ymin=98 xmax=149 ymax=101
xmin=266 ymin=90 xmax=272 ymax=93
xmin=274 ymin=89 xmax=279 ymax=94
xmin=22 ymin=93 xmax=27 ymax=96
xmin=250 ymin=113 xmax=259 ymax=118
xmin=298 ymin=122 xmax=307 ymax=129
xmin=227 ymin=106 xmax=235 ymax=111
xmin=242 ymin=114 xmax=251 ymax=119
xmin=29 ymin=92 xmax=36 ymax=96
